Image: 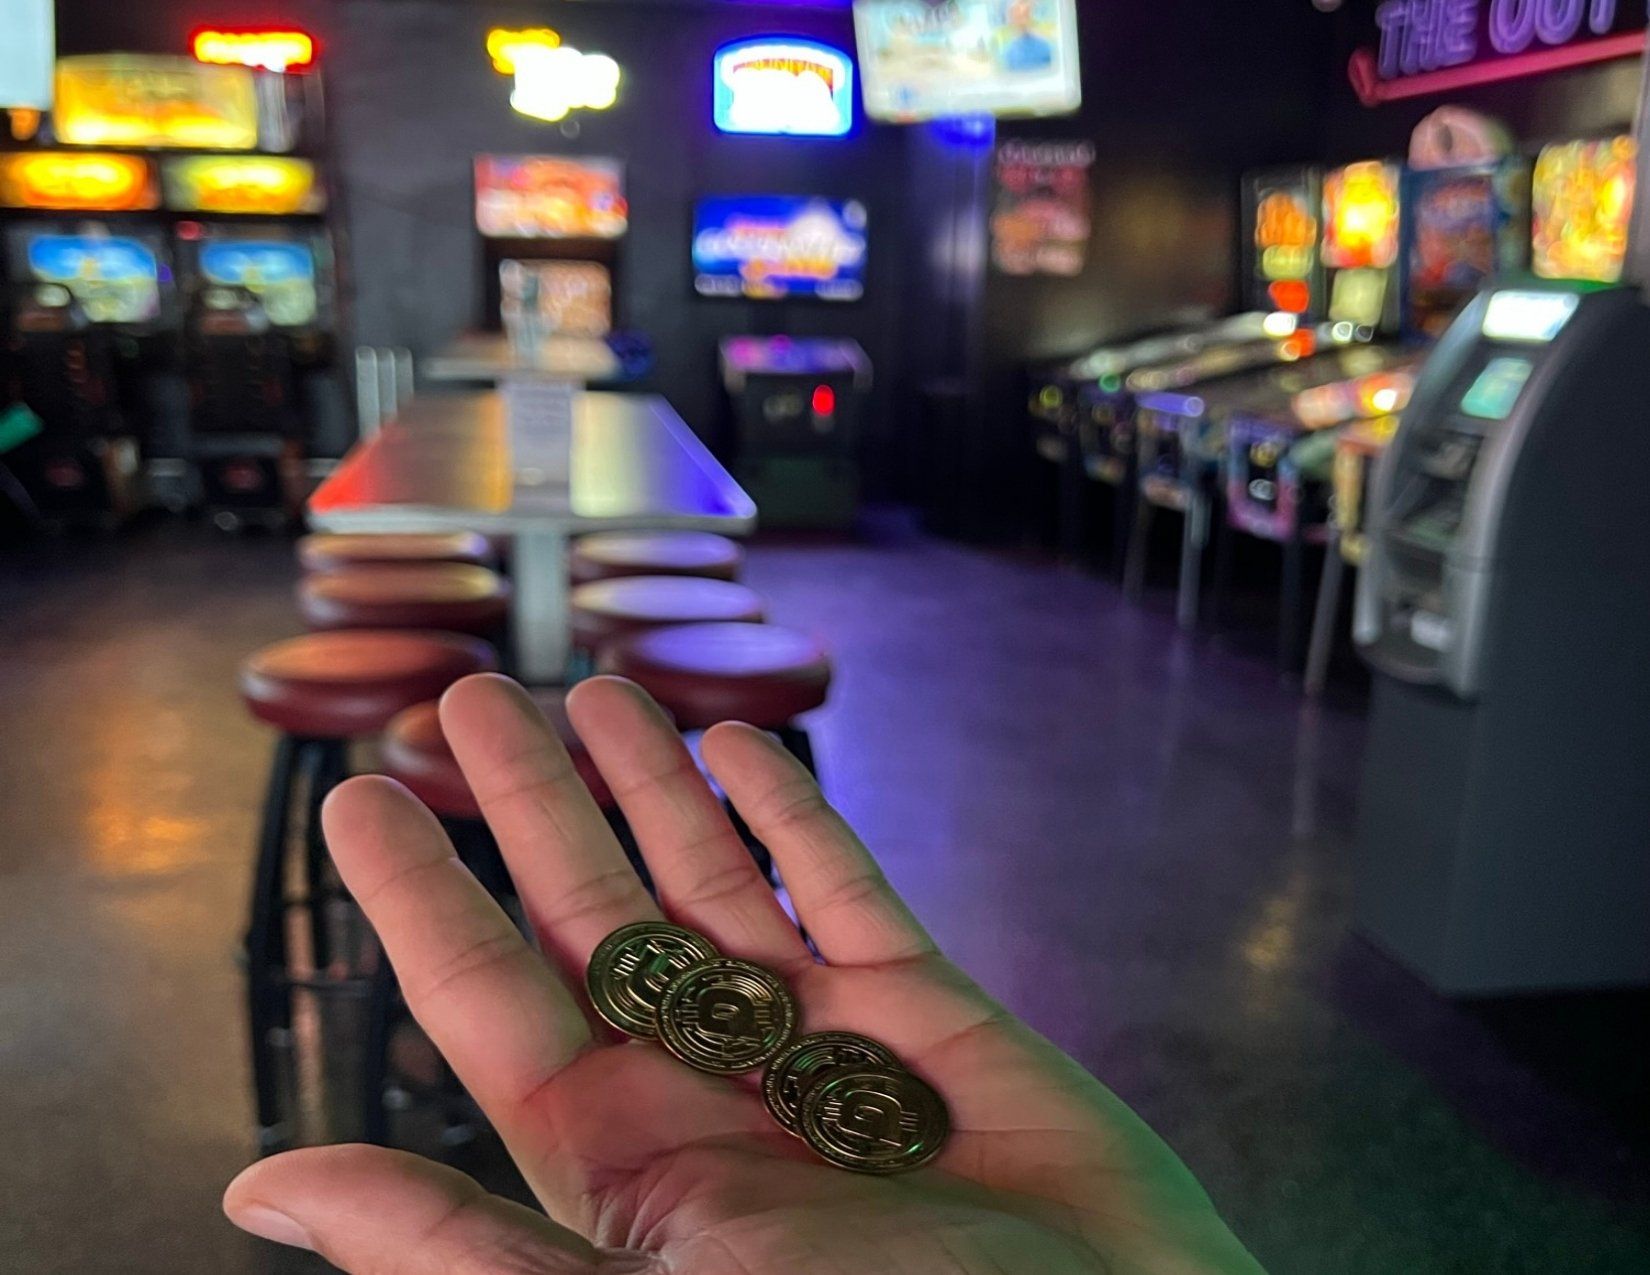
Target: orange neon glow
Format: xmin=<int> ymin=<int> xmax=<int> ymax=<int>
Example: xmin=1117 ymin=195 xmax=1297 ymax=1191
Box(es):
xmin=1322 ymin=161 xmax=1401 ymax=271
xmin=1268 ymin=279 xmax=1311 ymax=314
xmin=1254 ymin=190 xmax=1318 ymax=282
xmin=163 ymin=156 xmax=323 ymax=215
xmin=192 ymin=29 xmax=317 ymax=74
xmin=0 ymin=151 xmax=158 ymax=211
xmin=8 ymin=108 xmax=42 ymax=141
xmin=1532 ymin=136 xmax=1637 ymax=285
xmin=55 ymin=55 xmax=259 ymax=150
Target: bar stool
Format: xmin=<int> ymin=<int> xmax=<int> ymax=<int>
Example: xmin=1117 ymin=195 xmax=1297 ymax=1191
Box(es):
xmin=238 ymin=628 xmax=496 ymax=1151
xmin=570 ymin=530 xmax=744 ymax=584
xmin=570 ymin=576 xmax=765 ymax=656
xmin=298 ymin=531 xmax=495 ymax=573
xmin=298 ymin=563 xmax=511 ymax=638
xmin=597 ymin=622 xmax=831 ymax=772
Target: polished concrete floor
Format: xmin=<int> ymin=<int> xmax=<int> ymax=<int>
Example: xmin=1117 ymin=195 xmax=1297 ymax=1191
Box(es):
xmin=0 ymin=518 xmax=1646 ymax=1274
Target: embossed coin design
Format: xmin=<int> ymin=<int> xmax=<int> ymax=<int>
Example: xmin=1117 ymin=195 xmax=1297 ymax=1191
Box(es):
xmin=657 ymin=958 xmax=798 ymax=1075
xmin=585 ymin=922 xmax=720 ymax=1039
xmin=762 ymin=1032 xmax=897 ymax=1136
xmin=799 ymin=1066 xmax=950 ymax=1174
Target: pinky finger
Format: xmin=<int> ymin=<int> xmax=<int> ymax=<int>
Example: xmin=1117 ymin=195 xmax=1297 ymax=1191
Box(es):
xmin=224 ymin=1145 xmax=628 ymax=1274
xmin=700 ymin=722 xmax=938 ymax=968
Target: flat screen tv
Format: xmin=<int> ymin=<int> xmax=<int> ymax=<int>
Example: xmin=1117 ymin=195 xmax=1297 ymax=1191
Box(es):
xmin=853 ymin=0 xmax=1081 ymax=123
xmin=475 ymin=155 xmax=627 ymax=240
xmin=693 ymin=196 xmax=867 ymax=301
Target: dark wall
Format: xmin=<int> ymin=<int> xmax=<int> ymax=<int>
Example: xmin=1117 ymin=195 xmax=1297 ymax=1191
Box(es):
xmin=929 ymin=0 xmax=1334 ymax=537
xmin=52 ymin=0 xmax=914 ymax=472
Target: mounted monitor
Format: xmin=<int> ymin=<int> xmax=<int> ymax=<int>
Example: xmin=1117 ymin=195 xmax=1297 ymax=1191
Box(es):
xmin=11 ymin=230 xmax=164 ymax=325
xmin=475 ymin=155 xmax=628 ymax=240
xmin=693 ymin=196 xmax=867 ymax=301
xmin=197 ymin=238 xmax=320 ymax=328
xmin=853 ymin=0 xmax=1081 ymax=123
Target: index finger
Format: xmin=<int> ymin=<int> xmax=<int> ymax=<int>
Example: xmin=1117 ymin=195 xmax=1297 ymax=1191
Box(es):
xmin=439 ymin=674 xmax=661 ymax=981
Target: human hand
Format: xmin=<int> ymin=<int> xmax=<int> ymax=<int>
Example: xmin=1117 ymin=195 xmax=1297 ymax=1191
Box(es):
xmin=225 ymin=674 xmax=1265 ymax=1274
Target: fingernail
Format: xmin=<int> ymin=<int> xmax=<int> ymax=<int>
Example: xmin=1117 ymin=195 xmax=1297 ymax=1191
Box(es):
xmin=231 ymin=1204 xmax=314 ymax=1251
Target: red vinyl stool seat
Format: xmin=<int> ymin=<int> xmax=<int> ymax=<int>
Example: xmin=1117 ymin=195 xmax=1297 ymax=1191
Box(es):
xmin=570 ymin=530 xmax=744 ymax=584
xmin=241 ymin=629 xmax=498 ymax=738
xmin=570 ymin=576 xmax=765 ymax=651
xmin=298 ymin=563 xmax=511 ymax=637
xmin=297 ymin=531 xmax=495 ymax=573
xmin=382 ymin=690 xmax=613 ymax=820
xmin=597 ymin=622 xmax=831 ymax=731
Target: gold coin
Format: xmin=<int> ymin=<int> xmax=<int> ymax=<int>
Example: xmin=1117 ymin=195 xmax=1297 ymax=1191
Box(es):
xmin=762 ymin=1032 xmax=897 ymax=1137
xmin=799 ymin=1066 xmax=949 ymax=1175
xmin=657 ymin=958 xmax=797 ymax=1075
xmin=585 ymin=922 xmax=719 ymax=1039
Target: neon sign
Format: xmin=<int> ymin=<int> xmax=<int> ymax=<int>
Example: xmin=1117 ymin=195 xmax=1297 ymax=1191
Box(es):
xmin=0 ymin=151 xmax=157 ymax=211
xmin=713 ymin=39 xmax=853 ymax=137
xmin=1351 ymin=0 xmax=1645 ymax=105
xmin=192 ymin=29 xmax=317 ymax=74
xmin=486 ymin=28 xmax=620 ymax=123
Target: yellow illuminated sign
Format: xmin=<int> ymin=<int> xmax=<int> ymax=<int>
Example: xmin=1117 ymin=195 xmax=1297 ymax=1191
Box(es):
xmin=192 ymin=29 xmax=316 ymax=74
xmin=485 ymin=28 xmax=620 ymax=123
xmin=0 ymin=150 xmax=158 ymax=211
xmin=163 ymin=156 xmax=323 ymax=215
xmin=54 ymin=54 xmax=258 ymax=150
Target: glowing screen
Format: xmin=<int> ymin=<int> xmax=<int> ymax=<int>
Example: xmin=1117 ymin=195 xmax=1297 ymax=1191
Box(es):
xmin=1481 ymin=289 xmax=1579 ymax=343
xmin=854 ymin=0 xmax=1081 ymax=122
xmin=500 ymin=260 xmax=613 ymax=338
xmin=1532 ymin=136 xmax=1636 ymax=284
xmin=25 ymin=234 xmax=161 ymax=324
xmin=714 ymin=39 xmax=853 ymax=136
xmin=475 ymin=155 xmax=627 ymax=239
xmin=164 ymin=156 xmax=324 ymax=216
xmin=693 ymin=196 xmax=867 ymax=301
xmin=1323 ymin=161 xmax=1401 ymax=270
xmin=200 ymin=241 xmax=318 ymax=327
xmin=1460 ymin=357 xmax=1535 ymax=421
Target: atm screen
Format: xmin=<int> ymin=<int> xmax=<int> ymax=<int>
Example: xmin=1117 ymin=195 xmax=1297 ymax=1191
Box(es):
xmin=1460 ymin=356 xmax=1534 ymax=421
xmin=200 ymin=240 xmax=317 ymax=327
xmin=24 ymin=233 xmax=161 ymax=324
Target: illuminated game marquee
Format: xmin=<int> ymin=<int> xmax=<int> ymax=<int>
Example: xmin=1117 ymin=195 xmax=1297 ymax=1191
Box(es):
xmin=713 ymin=39 xmax=854 ymax=136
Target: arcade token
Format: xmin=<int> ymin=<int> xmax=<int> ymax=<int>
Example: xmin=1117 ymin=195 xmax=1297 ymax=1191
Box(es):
xmin=799 ymin=1065 xmax=950 ymax=1175
xmin=657 ymin=958 xmax=798 ymax=1075
xmin=585 ymin=922 xmax=720 ymax=1039
xmin=762 ymin=1032 xmax=898 ymax=1137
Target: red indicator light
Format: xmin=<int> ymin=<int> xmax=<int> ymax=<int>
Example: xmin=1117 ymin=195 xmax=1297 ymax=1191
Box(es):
xmin=176 ymin=220 xmax=204 ymax=241
xmin=811 ymin=384 xmax=836 ymax=416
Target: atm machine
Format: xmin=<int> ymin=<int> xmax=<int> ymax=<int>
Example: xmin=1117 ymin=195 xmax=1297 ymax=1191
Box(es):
xmin=1353 ymin=278 xmax=1650 ymax=994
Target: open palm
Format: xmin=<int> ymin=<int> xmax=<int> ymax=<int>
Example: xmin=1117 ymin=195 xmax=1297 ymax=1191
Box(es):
xmin=226 ymin=674 xmax=1265 ymax=1274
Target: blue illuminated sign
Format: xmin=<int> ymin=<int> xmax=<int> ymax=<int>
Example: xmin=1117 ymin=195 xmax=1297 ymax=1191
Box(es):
xmin=25 ymin=234 xmax=161 ymax=324
xmin=693 ymin=196 xmax=867 ymax=300
xmin=200 ymin=240 xmax=319 ymax=327
xmin=713 ymin=38 xmax=853 ymax=137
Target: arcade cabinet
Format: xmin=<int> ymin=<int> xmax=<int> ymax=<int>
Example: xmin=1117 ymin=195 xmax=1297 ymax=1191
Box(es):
xmin=1 ymin=283 xmax=141 ymax=524
xmin=1352 ymin=121 xmax=1649 ymax=992
xmin=182 ymin=286 xmax=303 ymax=529
xmin=720 ymin=336 xmax=872 ymax=529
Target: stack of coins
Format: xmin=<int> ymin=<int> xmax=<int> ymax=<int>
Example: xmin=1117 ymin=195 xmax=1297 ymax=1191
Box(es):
xmin=585 ymin=922 xmax=948 ymax=1175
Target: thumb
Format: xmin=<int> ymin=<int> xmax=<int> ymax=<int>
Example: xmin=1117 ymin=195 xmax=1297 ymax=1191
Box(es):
xmin=224 ymin=1144 xmax=651 ymax=1273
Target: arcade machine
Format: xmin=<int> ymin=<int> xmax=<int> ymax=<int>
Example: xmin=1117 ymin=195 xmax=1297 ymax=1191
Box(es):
xmin=0 ymin=151 xmax=180 ymax=510
xmin=1352 ymin=113 xmax=1648 ymax=993
xmin=696 ymin=194 xmax=872 ymax=529
xmin=473 ymin=154 xmax=635 ymax=378
xmin=182 ymin=284 xmax=303 ymax=529
xmin=163 ymin=153 xmax=348 ymax=462
xmin=0 ymin=282 xmax=141 ymax=524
